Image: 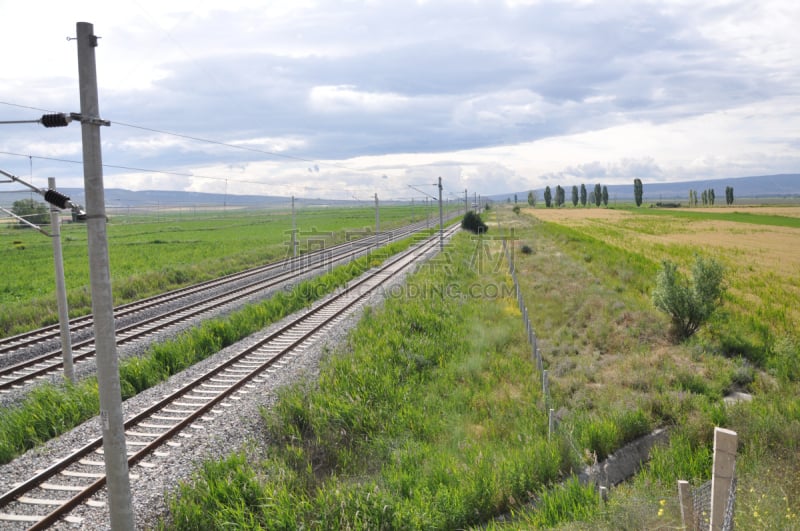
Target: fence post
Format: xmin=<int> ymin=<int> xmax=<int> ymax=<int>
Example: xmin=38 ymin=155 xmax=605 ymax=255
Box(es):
xmin=548 ymin=408 xmax=555 ymax=442
xmin=542 ymin=369 xmax=549 ymax=408
xmin=678 ymin=480 xmax=694 ymax=529
xmin=710 ymin=428 xmax=737 ymax=530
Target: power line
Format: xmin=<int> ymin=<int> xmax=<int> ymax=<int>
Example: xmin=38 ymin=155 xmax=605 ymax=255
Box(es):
xmin=1 ymin=102 xmax=457 ymax=200
xmin=111 ymin=120 xmax=322 ymax=166
xmin=0 ymin=150 xmax=234 ymax=183
xmin=0 ymin=101 xmax=56 ymax=114
xmin=1 ymin=101 xmax=393 ymax=183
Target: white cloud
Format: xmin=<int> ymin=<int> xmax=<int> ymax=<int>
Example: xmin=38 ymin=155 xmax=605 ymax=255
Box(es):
xmin=308 ymin=85 xmax=410 ymax=114
xmin=2 ymin=0 xmax=799 ymax=198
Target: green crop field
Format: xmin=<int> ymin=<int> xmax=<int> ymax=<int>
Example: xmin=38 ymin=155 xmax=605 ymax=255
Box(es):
xmin=630 ymin=206 xmax=800 ymax=229
xmin=0 ymin=203 xmax=456 ymax=337
xmin=160 ymin=204 xmax=799 ymax=529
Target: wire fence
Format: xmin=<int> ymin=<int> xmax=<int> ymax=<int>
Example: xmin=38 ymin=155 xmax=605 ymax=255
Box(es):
xmin=690 ymin=474 xmax=737 ymax=531
xmin=501 ymin=234 xmax=739 ymax=530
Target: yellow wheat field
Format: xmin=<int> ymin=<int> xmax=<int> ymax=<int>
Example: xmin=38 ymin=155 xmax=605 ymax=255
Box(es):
xmin=526 ymin=205 xmax=800 ymax=336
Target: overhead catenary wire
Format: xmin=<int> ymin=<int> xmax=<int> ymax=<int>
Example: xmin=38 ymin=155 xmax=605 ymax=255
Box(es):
xmin=1 ymin=101 xmax=408 ymax=194
xmin=1 ymin=101 xmax=467 ymax=202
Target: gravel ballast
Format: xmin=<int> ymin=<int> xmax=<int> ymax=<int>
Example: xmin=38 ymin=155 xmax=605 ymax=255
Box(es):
xmin=0 ymin=235 xmax=446 ymax=530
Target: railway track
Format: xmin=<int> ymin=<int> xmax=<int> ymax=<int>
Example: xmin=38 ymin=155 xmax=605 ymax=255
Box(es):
xmin=0 ymin=221 xmax=433 ymax=359
xmin=0 ymin=219 xmax=446 ymax=392
xmin=0 ymin=223 xmax=458 ymax=530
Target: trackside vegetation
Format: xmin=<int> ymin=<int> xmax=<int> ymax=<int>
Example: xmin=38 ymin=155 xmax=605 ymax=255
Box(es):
xmin=162 ymin=205 xmax=798 ymax=529
xmin=163 ymin=232 xmax=575 ymax=529
xmin=485 ymin=207 xmax=800 ymax=529
xmin=0 ymin=205 xmax=453 ymax=336
xmin=0 ymin=237 xmax=415 ymax=464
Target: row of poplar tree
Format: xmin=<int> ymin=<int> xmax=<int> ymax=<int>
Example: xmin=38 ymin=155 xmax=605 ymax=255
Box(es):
xmin=539 ymin=183 xmax=610 ymax=208
xmin=688 ymin=186 xmax=735 ymax=206
xmin=527 ymin=180 xmax=733 ymax=209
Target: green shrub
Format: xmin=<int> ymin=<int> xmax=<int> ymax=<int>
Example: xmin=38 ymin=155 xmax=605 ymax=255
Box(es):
xmin=652 ymin=255 xmax=725 ymax=340
xmin=462 ymin=211 xmax=488 ymax=234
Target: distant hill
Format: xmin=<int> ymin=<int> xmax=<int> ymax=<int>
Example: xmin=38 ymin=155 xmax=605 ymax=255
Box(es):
xmin=0 ymin=188 xmax=351 ymax=210
xmin=496 ymin=173 xmax=800 ymax=203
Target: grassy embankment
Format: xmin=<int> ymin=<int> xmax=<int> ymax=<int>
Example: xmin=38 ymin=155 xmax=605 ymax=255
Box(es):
xmin=0 ymin=236 xmax=418 ymax=465
xmin=161 ymin=205 xmax=798 ymax=529
xmin=0 ymin=204 xmax=451 ymax=337
xmin=495 ymin=205 xmax=800 ymax=528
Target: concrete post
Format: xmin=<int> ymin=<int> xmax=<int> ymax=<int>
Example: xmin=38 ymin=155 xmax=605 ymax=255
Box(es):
xmin=374 ymin=193 xmax=380 ymax=242
xmin=426 ymin=197 xmax=430 ymax=229
xmin=542 ymin=369 xmax=549 ymax=404
xmin=48 ymin=177 xmax=75 ymax=384
xmin=678 ymin=480 xmax=694 ymax=529
xmin=291 ymin=195 xmax=297 ymax=259
xmin=76 ymin=21 xmax=134 ymax=530
xmin=710 ymin=427 xmax=737 ymax=530
xmin=438 ymin=177 xmax=444 ymax=250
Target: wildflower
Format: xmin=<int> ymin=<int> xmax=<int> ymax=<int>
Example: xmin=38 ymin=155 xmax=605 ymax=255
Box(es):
xmin=658 ymin=508 xmax=664 ymax=517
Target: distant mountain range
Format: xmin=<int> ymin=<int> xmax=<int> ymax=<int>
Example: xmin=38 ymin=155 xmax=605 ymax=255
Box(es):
xmin=496 ymin=173 xmax=800 ymax=203
xmin=0 ymin=188 xmax=343 ymax=210
xmin=1 ymin=174 xmax=798 ymax=210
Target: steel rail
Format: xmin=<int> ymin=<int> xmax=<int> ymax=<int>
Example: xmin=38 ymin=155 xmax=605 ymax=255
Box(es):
xmin=0 ymin=221 xmax=446 ymax=391
xmin=0 ymin=219 xmax=434 ymax=357
xmin=0 ymin=224 xmax=458 ymax=530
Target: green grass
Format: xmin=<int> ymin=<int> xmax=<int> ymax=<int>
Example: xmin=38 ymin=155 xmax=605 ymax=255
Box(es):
xmin=162 ymin=232 xmax=578 ymax=529
xmin=494 ymin=205 xmax=800 ymax=529
xmin=21 ymin=200 xmax=785 ymax=529
xmin=0 ymin=204 xmax=458 ymax=337
xmin=0 ymin=237 xmax=414 ymax=464
xmin=632 ymin=207 xmax=800 ymax=228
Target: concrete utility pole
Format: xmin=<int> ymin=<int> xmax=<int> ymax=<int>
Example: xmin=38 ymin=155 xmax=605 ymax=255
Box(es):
xmin=49 ymin=177 xmax=75 ymax=384
xmin=0 ymin=169 xmax=78 ymax=382
xmin=426 ymin=197 xmax=430 ymax=229
xmin=291 ymin=195 xmax=297 ymax=258
xmin=438 ymin=177 xmax=444 ymax=250
xmin=76 ymin=21 xmax=134 ymax=530
xmin=374 ymin=192 xmax=380 ymax=238
xmin=464 ymin=189 xmax=468 ymax=213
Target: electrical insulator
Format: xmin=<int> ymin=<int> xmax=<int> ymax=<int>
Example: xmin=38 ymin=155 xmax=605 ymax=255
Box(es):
xmin=44 ymin=189 xmax=71 ymax=209
xmin=41 ymin=113 xmax=70 ymax=128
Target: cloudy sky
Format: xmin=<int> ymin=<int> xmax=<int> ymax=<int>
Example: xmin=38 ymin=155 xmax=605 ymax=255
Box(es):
xmin=1 ymin=0 xmax=798 ymax=200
